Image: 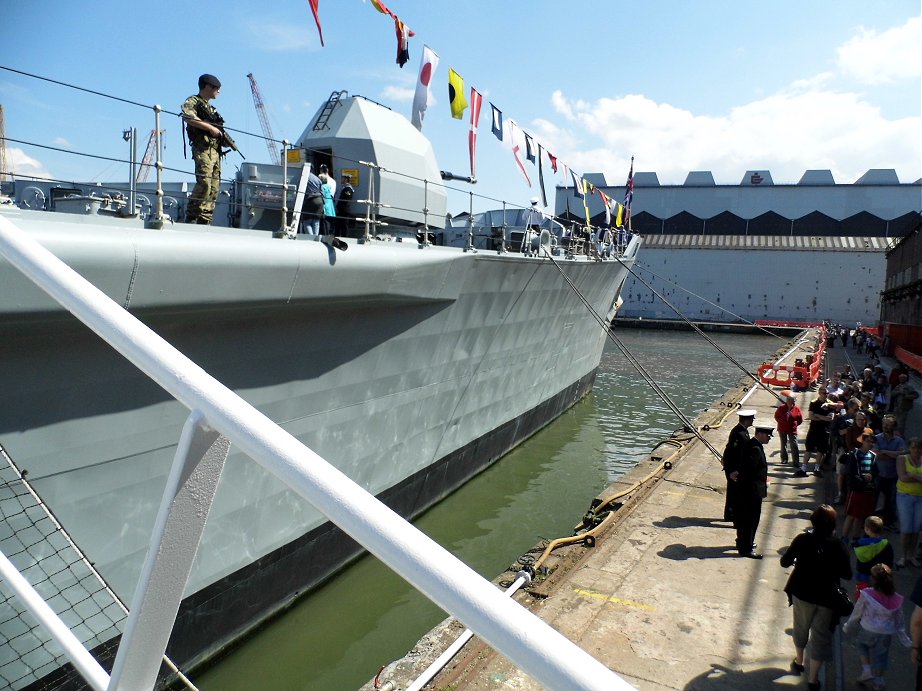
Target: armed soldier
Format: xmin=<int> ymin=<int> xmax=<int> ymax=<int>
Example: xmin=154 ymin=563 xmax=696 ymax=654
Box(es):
xmin=182 ymin=73 xmax=234 ymax=225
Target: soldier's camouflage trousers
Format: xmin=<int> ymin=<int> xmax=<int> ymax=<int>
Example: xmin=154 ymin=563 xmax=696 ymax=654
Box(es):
xmin=185 ymin=145 xmax=221 ymax=225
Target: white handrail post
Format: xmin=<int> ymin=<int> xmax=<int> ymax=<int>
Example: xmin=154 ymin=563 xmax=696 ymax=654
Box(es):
xmin=146 ymin=106 xmax=165 ymax=229
xmin=0 ymin=550 xmax=111 ymax=691
xmin=279 ymin=139 xmax=290 ymax=236
xmin=107 ymin=411 xmax=230 ymax=691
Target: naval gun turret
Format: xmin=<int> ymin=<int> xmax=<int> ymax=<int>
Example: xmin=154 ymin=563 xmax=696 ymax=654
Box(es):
xmin=296 ymin=92 xmax=447 ymax=233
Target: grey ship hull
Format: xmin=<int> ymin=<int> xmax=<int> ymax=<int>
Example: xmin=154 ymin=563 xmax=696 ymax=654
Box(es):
xmin=0 ymin=206 xmax=636 ymax=676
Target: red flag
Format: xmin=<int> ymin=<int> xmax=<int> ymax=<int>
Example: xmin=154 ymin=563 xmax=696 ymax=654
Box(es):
xmin=370 ymin=0 xmax=392 ymax=15
xmin=307 ymin=0 xmax=324 ymax=47
xmin=468 ymin=88 xmax=483 ymax=178
xmin=547 ymin=151 xmax=558 ymax=173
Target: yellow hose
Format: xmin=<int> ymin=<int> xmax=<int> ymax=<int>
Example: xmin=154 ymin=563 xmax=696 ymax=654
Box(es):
xmin=535 ymin=450 xmax=680 ymax=571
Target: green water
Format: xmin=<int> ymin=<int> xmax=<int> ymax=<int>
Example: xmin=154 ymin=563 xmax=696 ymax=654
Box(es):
xmin=194 ymin=329 xmax=781 ymax=690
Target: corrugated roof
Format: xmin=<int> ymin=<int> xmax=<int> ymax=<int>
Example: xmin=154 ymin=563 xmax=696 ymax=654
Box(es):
xmin=639 ymin=234 xmax=895 ymax=251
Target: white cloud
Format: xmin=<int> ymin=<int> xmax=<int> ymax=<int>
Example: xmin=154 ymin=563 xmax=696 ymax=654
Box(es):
xmin=244 ymin=21 xmax=315 ymax=52
xmin=837 ymin=16 xmax=922 ymax=84
xmin=6 ymin=147 xmax=52 ymax=180
xmin=52 ymin=137 xmax=70 ymax=147
xmin=542 ymin=84 xmax=921 ymax=185
xmin=534 ymin=16 xmax=922 ymax=187
xmin=381 ymin=85 xmax=415 ymax=102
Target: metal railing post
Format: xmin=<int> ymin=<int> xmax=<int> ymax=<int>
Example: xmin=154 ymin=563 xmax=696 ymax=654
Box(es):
xmin=361 ymin=160 xmax=375 ymax=243
xmin=0 ymin=550 xmax=111 ymax=691
xmin=464 ymin=190 xmax=474 ymax=252
xmin=500 ymin=201 xmax=507 ymax=254
xmin=108 ymin=411 xmax=230 ymax=691
xmin=279 ymin=139 xmax=290 ymax=237
xmin=420 ymin=179 xmax=429 ymax=247
xmin=146 ymin=106 xmax=165 ymax=229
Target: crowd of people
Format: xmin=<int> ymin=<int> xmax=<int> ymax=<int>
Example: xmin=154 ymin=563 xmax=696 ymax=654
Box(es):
xmin=722 ymin=334 xmax=922 ymax=690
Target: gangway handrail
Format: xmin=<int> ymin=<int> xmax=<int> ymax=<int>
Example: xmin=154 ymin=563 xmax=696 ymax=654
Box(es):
xmin=0 ymin=216 xmax=633 ymax=690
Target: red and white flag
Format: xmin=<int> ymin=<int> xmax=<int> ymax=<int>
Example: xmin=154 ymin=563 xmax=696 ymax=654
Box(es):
xmin=307 ymin=0 xmax=324 ymax=47
xmin=411 ymin=45 xmax=439 ymax=131
xmin=508 ymin=121 xmax=532 ymax=187
xmin=468 ymin=88 xmax=483 ymax=178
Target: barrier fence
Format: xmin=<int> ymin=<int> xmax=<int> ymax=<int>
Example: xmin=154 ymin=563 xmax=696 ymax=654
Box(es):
xmin=758 ymin=325 xmax=827 ymax=389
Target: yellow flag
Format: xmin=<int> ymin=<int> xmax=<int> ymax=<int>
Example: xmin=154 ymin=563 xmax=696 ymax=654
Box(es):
xmin=448 ymin=68 xmax=468 ymax=119
xmin=615 ymin=202 xmax=624 ymax=228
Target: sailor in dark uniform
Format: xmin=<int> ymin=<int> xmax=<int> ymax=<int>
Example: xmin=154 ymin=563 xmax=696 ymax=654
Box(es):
xmin=723 ymin=409 xmax=755 ymax=521
xmin=731 ymin=424 xmax=772 ymax=559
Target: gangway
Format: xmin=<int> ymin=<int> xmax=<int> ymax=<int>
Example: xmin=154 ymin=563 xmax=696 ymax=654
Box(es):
xmin=0 ymin=215 xmax=633 ymax=691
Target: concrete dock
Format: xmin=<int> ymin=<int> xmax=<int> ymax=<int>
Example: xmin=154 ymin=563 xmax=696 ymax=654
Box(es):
xmin=367 ymin=332 xmax=922 ymax=690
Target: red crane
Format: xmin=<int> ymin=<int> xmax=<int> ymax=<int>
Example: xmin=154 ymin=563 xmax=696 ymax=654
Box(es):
xmin=247 ymin=73 xmax=281 ymax=166
xmin=0 ymin=105 xmax=9 ymax=181
xmin=136 ymin=129 xmax=164 ymax=184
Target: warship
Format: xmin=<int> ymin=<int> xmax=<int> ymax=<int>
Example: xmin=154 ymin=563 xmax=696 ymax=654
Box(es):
xmin=0 ymin=91 xmax=639 ymax=686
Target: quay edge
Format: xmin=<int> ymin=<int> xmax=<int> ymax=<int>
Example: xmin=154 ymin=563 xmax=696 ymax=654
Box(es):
xmin=368 ymin=330 xmax=922 ymax=690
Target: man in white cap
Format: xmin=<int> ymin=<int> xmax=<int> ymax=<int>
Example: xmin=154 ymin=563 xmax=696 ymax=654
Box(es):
xmin=525 ymin=197 xmax=545 ymax=229
xmin=731 ymin=423 xmax=773 ymax=559
xmin=722 ymin=409 xmax=756 ymax=521
xmin=517 ymin=198 xmax=546 ymax=255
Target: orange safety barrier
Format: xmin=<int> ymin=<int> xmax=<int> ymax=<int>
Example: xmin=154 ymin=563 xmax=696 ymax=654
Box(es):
xmin=758 ymin=325 xmax=827 ymax=389
xmin=758 ymin=363 xmax=801 ymax=387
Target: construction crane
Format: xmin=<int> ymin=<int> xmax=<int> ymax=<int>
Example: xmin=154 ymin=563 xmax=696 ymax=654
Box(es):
xmin=0 ymin=105 xmax=10 ymax=181
xmin=136 ymin=129 xmax=164 ymax=184
xmin=247 ymin=73 xmax=281 ymax=166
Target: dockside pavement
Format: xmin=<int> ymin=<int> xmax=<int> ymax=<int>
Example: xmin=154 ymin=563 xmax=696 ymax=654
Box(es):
xmin=367 ymin=331 xmax=922 ymax=690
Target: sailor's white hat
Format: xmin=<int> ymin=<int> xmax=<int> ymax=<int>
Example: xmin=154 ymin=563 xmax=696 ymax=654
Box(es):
xmin=738 ymin=409 xmax=756 ymax=418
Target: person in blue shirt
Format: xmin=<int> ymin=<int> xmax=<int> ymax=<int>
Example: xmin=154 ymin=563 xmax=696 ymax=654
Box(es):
xmin=875 ymin=414 xmax=907 ymax=529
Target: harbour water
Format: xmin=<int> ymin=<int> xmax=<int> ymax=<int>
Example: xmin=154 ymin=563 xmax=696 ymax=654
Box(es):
xmin=194 ymin=328 xmax=782 ymax=690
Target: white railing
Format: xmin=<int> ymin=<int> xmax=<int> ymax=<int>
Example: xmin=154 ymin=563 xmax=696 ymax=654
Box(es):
xmin=0 ymin=215 xmax=634 ymax=691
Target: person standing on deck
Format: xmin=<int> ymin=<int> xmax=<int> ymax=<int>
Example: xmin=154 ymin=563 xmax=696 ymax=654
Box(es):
xmin=891 ymin=374 xmax=919 ymax=434
xmin=182 ymin=74 xmax=225 ymax=225
xmin=874 ymin=414 xmax=906 ymax=531
xmin=722 ymin=409 xmax=755 ymax=522
xmin=803 ymin=387 xmax=835 ymax=476
xmin=775 ymin=392 xmax=803 ymax=474
xmin=730 ymin=423 xmax=772 ymax=558
xmin=335 ymin=173 xmax=354 ymax=235
xmin=781 ymin=504 xmax=852 ymax=690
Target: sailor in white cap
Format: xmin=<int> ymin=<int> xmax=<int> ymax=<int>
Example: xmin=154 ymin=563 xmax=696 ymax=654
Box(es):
xmin=722 ymin=409 xmax=756 ymax=521
xmin=731 ymin=423 xmax=772 ymax=559
xmin=516 ymin=197 xmax=546 ymax=255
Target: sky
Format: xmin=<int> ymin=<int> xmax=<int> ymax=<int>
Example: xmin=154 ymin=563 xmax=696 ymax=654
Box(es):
xmin=1 ymin=0 xmax=919 ymax=215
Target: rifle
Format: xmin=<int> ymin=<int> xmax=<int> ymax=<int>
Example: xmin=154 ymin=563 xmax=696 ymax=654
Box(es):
xmin=192 ymin=101 xmax=245 ymax=159
xmin=217 ymin=127 xmax=245 ymax=159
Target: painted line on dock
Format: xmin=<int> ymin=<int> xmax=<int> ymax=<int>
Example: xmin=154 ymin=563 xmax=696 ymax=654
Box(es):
xmin=573 ymin=588 xmax=656 ymax=611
